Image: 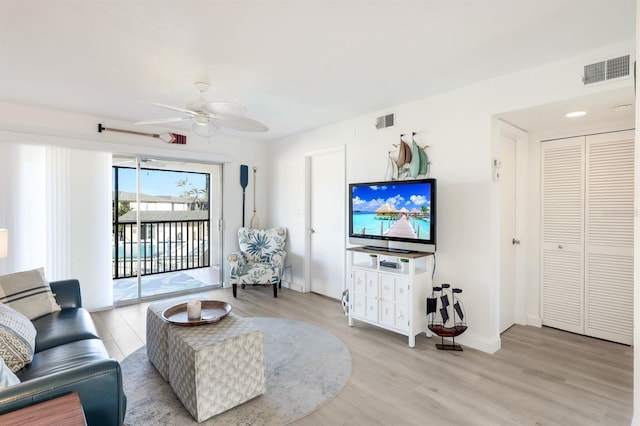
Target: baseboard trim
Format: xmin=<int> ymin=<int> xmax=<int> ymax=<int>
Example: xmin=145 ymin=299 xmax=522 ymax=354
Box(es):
xmin=527 ymin=316 xmax=542 ymax=327
xmin=282 ymin=281 xmax=304 ymax=292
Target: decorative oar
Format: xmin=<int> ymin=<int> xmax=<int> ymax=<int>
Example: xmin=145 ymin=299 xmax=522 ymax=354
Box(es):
xmin=250 ymin=167 xmax=260 ymax=228
xmin=98 ymin=123 xmax=186 ymax=144
xmin=240 ymin=165 xmax=249 ymax=227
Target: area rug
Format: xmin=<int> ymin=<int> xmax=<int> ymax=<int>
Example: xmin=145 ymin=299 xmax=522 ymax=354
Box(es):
xmin=121 ymin=317 xmax=352 ymax=425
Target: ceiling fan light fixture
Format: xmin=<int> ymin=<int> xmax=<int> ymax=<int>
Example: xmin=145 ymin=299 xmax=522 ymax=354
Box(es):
xmin=194 ymin=115 xmax=209 ymax=126
xmin=193 ymin=82 xmax=209 ymax=93
xmin=192 ymin=121 xmax=220 ymax=137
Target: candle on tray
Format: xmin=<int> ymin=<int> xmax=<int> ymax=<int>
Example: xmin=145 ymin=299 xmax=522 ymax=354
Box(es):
xmin=187 ymin=301 xmax=201 ymax=320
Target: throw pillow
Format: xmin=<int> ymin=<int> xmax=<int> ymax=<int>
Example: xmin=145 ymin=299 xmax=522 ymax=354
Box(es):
xmin=0 ymin=356 xmax=19 ymax=387
xmin=0 ymin=268 xmax=61 ymax=320
xmin=0 ymin=303 xmax=36 ymax=373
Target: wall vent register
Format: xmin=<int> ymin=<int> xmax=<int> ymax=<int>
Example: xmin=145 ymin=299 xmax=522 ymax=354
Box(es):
xmin=375 ymin=113 xmax=395 ymax=129
xmin=582 ymin=54 xmax=630 ymax=84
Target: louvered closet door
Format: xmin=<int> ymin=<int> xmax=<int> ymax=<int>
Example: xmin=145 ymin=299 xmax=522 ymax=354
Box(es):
xmin=585 ymin=130 xmax=634 ymax=344
xmin=541 ymin=137 xmax=585 ymax=334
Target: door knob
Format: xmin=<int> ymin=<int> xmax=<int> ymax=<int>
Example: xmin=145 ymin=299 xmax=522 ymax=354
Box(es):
xmin=512 ymin=238 xmax=521 ymax=245
xmin=309 ymin=228 xmax=315 ymax=234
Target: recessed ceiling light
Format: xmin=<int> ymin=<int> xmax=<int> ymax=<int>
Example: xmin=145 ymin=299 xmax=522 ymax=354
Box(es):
xmin=565 ymin=111 xmax=587 ymax=118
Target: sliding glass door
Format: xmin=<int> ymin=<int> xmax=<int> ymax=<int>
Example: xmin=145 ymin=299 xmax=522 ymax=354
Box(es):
xmin=112 ymin=156 xmax=222 ymax=304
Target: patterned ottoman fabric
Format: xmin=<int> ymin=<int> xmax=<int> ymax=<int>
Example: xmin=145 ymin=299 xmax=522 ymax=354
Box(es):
xmin=146 ymin=300 xmax=177 ymax=382
xmin=168 ymin=315 xmax=266 ymax=422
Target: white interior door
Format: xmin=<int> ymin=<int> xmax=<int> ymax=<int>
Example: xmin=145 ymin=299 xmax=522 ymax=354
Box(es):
xmin=308 ymin=147 xmax=345 ymax=299
xmin=499 ymin=133 xmax=517 ymax=333
xmin=541 ymin=137 xmax=585 ymax=335
xmin=584 ymin=130 xmax=634 ymax=344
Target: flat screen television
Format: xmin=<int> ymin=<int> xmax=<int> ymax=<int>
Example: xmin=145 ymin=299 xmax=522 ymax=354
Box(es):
xmin=349 ymin=178 xmax=436 ymax=253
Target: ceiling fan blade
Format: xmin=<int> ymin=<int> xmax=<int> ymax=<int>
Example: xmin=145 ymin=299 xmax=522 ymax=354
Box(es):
xmin=134 ymin=116 xmax=193 ymax=125
xmin=205 ymin=102 xmax=248 ymax=120
xmin=140 ymin=100 xmax=198 ymax=116
xmin=218 ymin=117 xmax=269 ymax=132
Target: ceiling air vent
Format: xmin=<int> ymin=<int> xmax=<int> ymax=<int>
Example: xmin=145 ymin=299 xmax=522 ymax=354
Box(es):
xmin=376 ymin=113 xmax=394 ymax=130
xmin=583 ymin=55 xmax=630 ymax=85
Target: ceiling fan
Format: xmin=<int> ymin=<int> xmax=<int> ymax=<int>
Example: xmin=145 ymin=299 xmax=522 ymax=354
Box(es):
xmin=134 ymin=82 xmax=269 ymax=137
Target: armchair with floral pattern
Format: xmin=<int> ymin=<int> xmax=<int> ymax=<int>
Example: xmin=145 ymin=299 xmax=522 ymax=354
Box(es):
xmin=227 ymin=227 xmax=287 ymax=298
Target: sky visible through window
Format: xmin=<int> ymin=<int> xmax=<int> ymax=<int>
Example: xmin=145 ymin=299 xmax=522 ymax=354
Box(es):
xmin=114 ymin=167 xmax=208 ymax=197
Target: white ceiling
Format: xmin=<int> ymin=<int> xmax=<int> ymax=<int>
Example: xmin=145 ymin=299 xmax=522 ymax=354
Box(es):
xmin=0 ymin=0 xmax=636 ymax=141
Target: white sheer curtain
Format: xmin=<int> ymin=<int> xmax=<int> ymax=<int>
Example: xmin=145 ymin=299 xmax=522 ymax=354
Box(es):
xmin=0 ymin=142 xmax=113 ymax=309
xmin=0 ymin=142 xmax=46 ymax=275
xmin=45 ymin=145 xmax=71 ymax=280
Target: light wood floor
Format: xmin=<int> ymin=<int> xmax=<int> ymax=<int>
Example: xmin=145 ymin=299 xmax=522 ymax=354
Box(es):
xmin=91 ymin=287 xmax=633 ymax=426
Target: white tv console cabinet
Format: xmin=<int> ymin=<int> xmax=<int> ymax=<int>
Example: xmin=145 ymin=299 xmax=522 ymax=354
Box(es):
xmin=346 ymin=246 xmax=434 ymax=348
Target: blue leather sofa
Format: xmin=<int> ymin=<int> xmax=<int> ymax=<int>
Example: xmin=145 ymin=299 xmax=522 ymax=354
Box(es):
xmin=0 ymin=279 xmax=126 ymax=425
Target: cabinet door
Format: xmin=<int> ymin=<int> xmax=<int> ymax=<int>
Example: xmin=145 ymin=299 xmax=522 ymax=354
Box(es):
xmin=365 ymin=295 xmax=378 ymax=321
xmin=379 ymin=300 xmax=395 ymax=327
xmin=379 ymin=274 xmax=394 ymax=326
xmin=380 ymin=274 xmax=395 ymax=301
xmin=353 ymin=269 xmax=367 ymax=294
xmin=379 ymin=273 xmax=409 ymax=330
xmin=395 ymin=279 xmax=409 ymax=329
xmin=352 ymin=269 xmax=368 ymax=317
xmin=364 ymin=271 xmax=378 ymax=321
xmin=395 ymin=280 xmax=409 ymax=308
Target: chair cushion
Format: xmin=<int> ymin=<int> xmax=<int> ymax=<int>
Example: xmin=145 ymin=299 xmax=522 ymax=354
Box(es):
xmin=238 ymin=227 xmax=287 ymax=263
xmin=0 ymin=303 xmax=36 ymax=373
xmin=234 ymin=263 xmax=280 ymax=284
xmin=32 ymin=308 xmax=100 ymax=353
xmin=0 ymin=268 xmax=61 ymax=320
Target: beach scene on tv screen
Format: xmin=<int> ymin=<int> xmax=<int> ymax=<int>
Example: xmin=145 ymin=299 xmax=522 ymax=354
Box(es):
xmin=352 ymin=183 xmax=432 ymax=240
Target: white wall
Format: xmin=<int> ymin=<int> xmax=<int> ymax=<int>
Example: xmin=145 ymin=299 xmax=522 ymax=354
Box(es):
xmin=269 ymin=40 xmax=635 ymax=354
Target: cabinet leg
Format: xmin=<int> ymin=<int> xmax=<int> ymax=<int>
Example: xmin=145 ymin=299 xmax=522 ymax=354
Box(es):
xmin=409 ymin=335 xmax=415 ymax=348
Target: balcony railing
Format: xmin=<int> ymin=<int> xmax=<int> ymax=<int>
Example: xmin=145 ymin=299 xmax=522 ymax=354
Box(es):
xmin=112 ymin=220 xmax=210 ymax=279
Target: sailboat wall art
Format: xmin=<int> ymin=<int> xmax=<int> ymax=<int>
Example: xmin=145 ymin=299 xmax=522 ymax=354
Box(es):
xmin=385 ymin=132 xmax=431 ymax=181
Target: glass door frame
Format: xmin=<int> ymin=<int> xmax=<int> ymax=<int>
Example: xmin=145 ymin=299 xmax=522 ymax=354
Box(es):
xmin=112 ymin=155 xmax=223 ymax=306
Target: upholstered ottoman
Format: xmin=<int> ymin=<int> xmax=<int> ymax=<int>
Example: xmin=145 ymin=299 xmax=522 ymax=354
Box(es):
xmin=146 ymin=300 xmax=179 ymax=381
xmin=167 ymin=314 xmax=266 ymax=422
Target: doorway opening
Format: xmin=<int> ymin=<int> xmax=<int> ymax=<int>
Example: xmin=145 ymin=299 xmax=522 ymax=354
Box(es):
xmin=112 ymin=156 xmax=222 ymax=304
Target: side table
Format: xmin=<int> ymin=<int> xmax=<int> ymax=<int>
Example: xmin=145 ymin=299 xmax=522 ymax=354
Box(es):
xmin=0 ymin=392 xmax=86 ymax=425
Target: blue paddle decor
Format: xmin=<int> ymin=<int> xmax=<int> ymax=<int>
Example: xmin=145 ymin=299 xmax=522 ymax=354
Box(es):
xmin=240 ymin=165 xmax=249 ymax=227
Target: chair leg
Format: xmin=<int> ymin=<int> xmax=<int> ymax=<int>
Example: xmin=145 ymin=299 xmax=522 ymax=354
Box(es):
xmin=233 ymin=283 xmax=237 ymax=298
xmin=273 ymin=283 xmax=277 ymax=298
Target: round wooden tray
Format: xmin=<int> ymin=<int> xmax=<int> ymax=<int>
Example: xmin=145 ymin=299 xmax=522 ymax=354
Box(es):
xmin=162 ymin=300 xmax=232 ymax=326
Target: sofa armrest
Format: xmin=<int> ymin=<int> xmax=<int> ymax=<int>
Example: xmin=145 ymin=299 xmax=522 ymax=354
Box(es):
xmin=49 ymin=279 xmax=82 ymax=309
xmin=0 ymin=359 xmax=126 ymax=426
